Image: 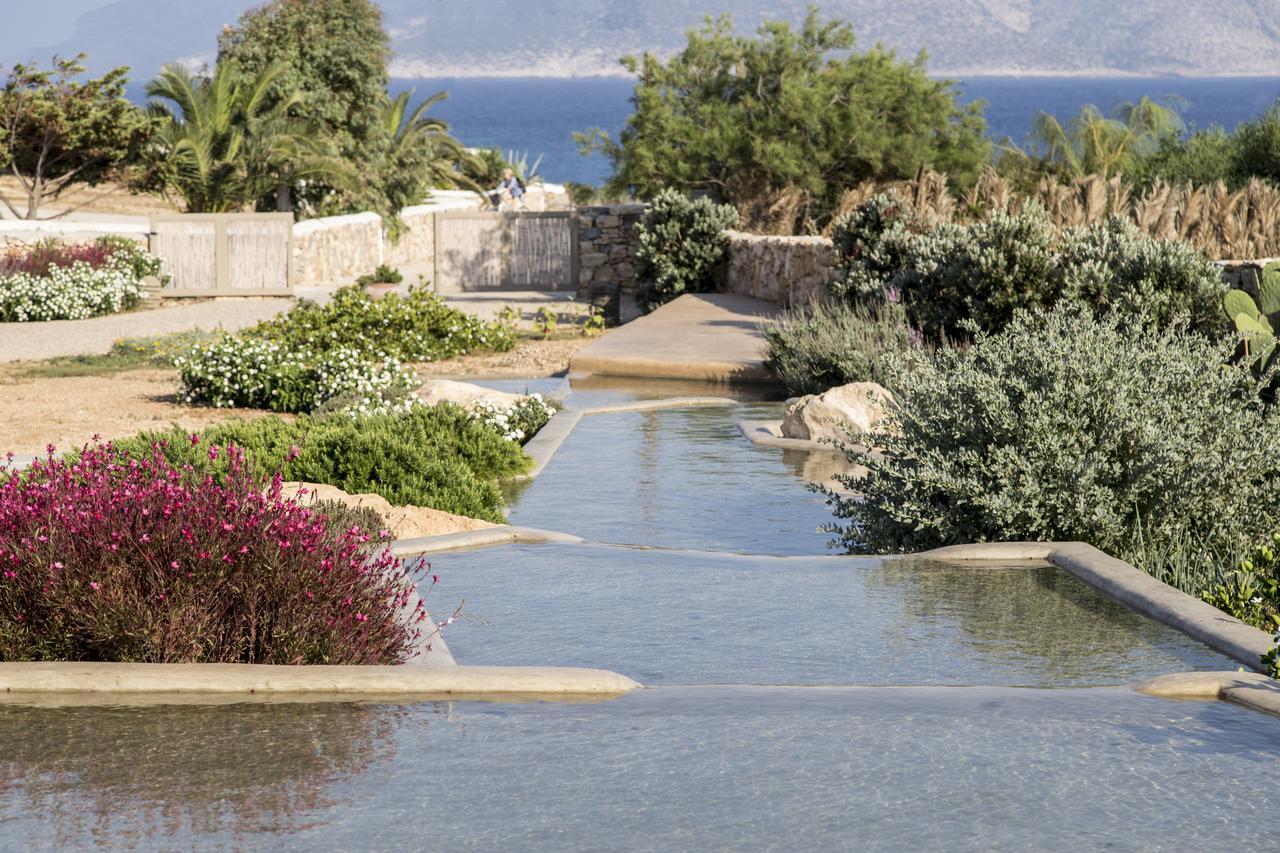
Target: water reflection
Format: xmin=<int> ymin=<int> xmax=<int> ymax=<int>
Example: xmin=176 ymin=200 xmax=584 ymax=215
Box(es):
xmin=0 ymin=702 xmax=436 ymax=848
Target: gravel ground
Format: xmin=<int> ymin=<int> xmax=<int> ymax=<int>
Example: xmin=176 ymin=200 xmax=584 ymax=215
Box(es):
xmin=415 ymin=337 xmax=592 ymax=378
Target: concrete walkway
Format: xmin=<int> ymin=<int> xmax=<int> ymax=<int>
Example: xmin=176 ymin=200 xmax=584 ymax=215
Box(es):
xmin=569 ymin=293 xmax=780 ymax=384
xmin=0 ymin=299 xmax=292 ymax=362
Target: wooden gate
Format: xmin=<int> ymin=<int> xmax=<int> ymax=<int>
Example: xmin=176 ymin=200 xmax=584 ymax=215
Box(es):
xmin=150 ymin=213 xmax=294 ymax=296
xmin=433 ymin=211 xmax=577 ymax=292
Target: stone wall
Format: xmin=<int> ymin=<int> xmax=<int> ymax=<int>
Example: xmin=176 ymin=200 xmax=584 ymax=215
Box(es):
xmin=721 ymin=231 xmax=836 ymax=307
xmin=577 ymin=204 xmax=648 ymax=299
xmin=291 ymin=212 xmax=383 ymax=286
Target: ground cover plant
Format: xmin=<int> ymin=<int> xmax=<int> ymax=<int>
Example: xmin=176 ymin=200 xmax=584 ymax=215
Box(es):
xmin=177 ymin=285 xmax=514 ymax=413
xmin=0 ymin=238 xmax=162 ymax=321
xmin=825 ymin=306 xmax=1280 ymax=603
xmin=0 ymin=441 xmax=427 ymax=663
xmin=16 ymin=331 xmax=223 ymax=379
xmin=112 ymin=403 xmax=535 ymax=522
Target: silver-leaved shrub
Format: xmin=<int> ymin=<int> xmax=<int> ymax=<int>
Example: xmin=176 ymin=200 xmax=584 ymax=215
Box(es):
xmin=826 ymin=304 xmax=1280 ymax=560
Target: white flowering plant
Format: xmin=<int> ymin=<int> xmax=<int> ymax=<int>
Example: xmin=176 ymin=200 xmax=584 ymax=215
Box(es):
xmin=468 ymin=394 xmax=557 ymax=444
xmin=0 ymin=238 xmax=162 ymax=322
xmin=176 ymin=338 xmax=418 ymax=414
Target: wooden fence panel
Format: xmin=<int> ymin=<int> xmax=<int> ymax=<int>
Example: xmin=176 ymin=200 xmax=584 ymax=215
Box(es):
xmin=433 ymin=211 xmax=576 ymax=292
xmin=150 ymin=214 xmax=294 ymax=296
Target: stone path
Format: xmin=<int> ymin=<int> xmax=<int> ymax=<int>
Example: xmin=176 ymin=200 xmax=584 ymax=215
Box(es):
xmin=0 ymin=299 xmax=292 ymax=362
xmin=569 ymin=293 xmax=780 ymax=384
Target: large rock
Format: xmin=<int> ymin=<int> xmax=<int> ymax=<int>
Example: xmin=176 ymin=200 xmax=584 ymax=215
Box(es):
xmin=418 ymin=379 xmax=522 ymax=410
xmin=780 ymin=382 xmax=896 ymax=444
xmin=280 ymin=482 xmax=499 ymax=540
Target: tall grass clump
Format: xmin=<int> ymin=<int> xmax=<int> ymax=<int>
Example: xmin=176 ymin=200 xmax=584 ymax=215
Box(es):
xmin=826 ymin=305 xmax=1280 ymax=585
xmin=0 ymin=442 xmax=427 ymax=664
xmin=763 ymin=298 xmax=914 ymax=396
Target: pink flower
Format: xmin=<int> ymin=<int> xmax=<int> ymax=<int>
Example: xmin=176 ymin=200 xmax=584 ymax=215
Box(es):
xmin=89 ymin=582 xmax=100 ymax=590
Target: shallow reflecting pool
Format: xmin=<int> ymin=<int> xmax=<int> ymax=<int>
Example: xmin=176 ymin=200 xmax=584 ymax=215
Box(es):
xmin=2 ymin=687 xmax=1276 ymax=851
xmin=428 ymin=543 xmax=1237 ymax=686
xmin=504 ymin=404 xmax=837 ymax=554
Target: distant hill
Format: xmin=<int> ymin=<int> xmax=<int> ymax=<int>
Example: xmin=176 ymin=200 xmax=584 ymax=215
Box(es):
xmin=7 ymin=0 xmax=1280 ymax=79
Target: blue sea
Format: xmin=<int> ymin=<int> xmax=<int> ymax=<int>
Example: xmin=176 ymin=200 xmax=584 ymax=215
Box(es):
xmin=390 ymin=76 xmax=1280 ymax=187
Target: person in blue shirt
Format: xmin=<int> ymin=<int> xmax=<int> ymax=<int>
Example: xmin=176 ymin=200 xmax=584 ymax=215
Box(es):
xmin=492 ymin=168 xmax=525 ymax=210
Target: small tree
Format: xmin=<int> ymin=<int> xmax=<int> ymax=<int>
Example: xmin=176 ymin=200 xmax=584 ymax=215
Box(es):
xmin=0 ymin=55 xmax=154 ymax=219
xmin=579 ymin=9 xmax=988 ymax=234
xmin=216 ymin=0 xmax=392 ymax=214
xmin=1027 ymin=96 xmax=1185 ymax=180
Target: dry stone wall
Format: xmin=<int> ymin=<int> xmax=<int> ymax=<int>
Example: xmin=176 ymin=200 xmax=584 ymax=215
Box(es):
xmin=577 ymin=204 xmax=647 ymax=298
xmin=722 ymin=231 xmax=836 ymax=307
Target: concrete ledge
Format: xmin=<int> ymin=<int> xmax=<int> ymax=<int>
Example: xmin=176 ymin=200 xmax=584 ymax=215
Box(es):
xmin=392 ymin=526 xmax=584 ymax=557
xmin=0 ymin=662 xmax=641 ymax=703
xmin=580 ymin=397 xmax=738 ymax=416
xmin=1138 ymin=671 xmax=1280 ymax=718
xmin=517 ymin=409 xmax=583 ymax=479
xmin=917 ymin=542 xmax=1274 ymax=671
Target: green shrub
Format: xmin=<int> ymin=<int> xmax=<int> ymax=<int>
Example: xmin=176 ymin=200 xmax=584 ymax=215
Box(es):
xmin=176 ymin=340 xmax=418 ymax=414
xmin=634 ymin=188 xmax=739 ymax=312
xmin=828 ymin=193 xmax=921 ymax=303
xmin=826 ymin=305 xmax=1280 ymax=569
xmin=113 ymin=404 xmax=534 ymax=523
xmin=356 ymin=264 xmax=403 ymax=286
xmin=893 ymin=205 xmax=1059 ymax=342
xmin=247 ymin=284 xmax=513 ymax=361
xmin=1057 ymin=215 xmax=1226 ymax=334
xmin=763 ymin=298 xmax=915 ymax=396
xmin=828 ymin=197 xmax=1227 ymax=343
xmin=176 ymin=285 xmax=515 ymax=414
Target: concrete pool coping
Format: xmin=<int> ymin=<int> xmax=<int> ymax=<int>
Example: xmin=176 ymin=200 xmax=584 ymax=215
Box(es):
xmin=392 ymin=526 xmax=585 ymax=557
xmin=514 ymin=396 xmax=739 ymax=481
xmin=0 ymin=662 xmax=642 ymax=704
xmin=918 ymin=542 xmax=1274 ymax=673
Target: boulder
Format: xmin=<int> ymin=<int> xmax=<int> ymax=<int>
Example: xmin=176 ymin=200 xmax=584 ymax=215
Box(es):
xmin=780 ymin=382 xmax=896 ymax=444
xmin=418 ymin=379 xmax=522 ymax=410
xmin=280 ymin=482 xmax=500 ymax=540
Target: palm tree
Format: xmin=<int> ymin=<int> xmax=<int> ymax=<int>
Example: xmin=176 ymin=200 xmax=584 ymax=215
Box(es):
xmin=380 ymin=89 xmax=476 ymax=212
xmin=1029 ymin=96 xmax=1185 ymax=180
xmin=145 ymin=63 xmax=350 ymax=213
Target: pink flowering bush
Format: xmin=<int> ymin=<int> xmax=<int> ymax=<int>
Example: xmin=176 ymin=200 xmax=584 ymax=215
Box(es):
xmin=0 ymin=440 xmax=430 ymax=664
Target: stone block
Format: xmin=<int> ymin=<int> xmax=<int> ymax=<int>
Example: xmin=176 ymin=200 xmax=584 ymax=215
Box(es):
xmin=580 ymin=252 xmax=608 ymax=268
xmin=596 ymin=215 xmax=621 ymax=228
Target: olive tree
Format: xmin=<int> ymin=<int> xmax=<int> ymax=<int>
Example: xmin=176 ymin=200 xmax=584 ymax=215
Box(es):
xmin=0 ymin=55 xmax=154 ymax=219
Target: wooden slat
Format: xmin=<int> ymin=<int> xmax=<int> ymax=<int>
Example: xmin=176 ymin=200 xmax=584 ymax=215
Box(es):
xmin=434 ymin=211 xmax=574 ymax=292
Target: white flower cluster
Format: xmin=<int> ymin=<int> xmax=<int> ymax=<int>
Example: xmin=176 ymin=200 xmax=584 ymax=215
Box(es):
xmin=0 ymin=254 xmax=151 ymax=322
xmin=468 ymin=394 xmax=557 ymax=443
xmin=176 ymin=337 xmax=418 ymax=414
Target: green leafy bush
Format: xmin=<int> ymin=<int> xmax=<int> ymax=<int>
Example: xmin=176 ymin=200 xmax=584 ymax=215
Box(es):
xmin=176 ymin=285 xmax=515 ymax=414
xmin=356 ymin=264 xmax=403 ymax=286
xmin=763 ymin=298 xmax=914 ymax=396
xmin=828 ymin=193 xmax=921 ymax=303
xmin=1057 ymin=215 xmax=1226 ymax=334
xmin=828 ymin=197 xmax=1226 ymax=342
xmin=247 ymin=285 xmax=514 ymax=361
xmin=113 ymin=404 xmax=534 ymax=523
xmin=634 ymin=188 xmax=739 ymax=312
xmin=892 ymin=206 xmax=1059 ymax=342
xmin=176 ymin=340 xmax=418 ymax=414
xmin=826 ymin=305 xmax=1280 ymax=568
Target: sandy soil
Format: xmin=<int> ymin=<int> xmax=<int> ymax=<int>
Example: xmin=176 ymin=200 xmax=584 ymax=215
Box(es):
xmin=415 ymin=337 xmax=590 ymax=379
xmin=0 ymin=337 xmax=585 ymax=456
xmin=0 ymin=178 xmax=178 ymax=219
xmin=282 ymin=482 xmax=499 ymax=538
xmin=0 ymin=366 xmax=270 ymax=457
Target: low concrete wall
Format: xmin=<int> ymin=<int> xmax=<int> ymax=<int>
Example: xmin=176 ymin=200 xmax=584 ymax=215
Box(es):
xmin=918 ymin=541 xmax=1274 ymax=672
